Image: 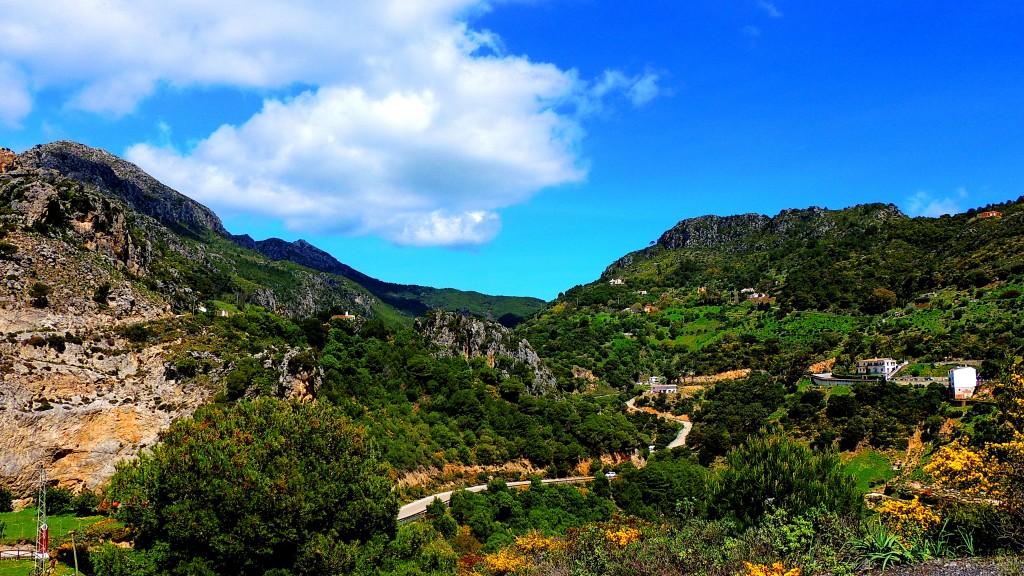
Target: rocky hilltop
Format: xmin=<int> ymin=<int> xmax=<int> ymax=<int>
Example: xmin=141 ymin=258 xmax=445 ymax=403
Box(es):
xmin=0 ymin=146 xmax=368 ymax=495
xmin=231 ymin=236 xmax=363 ymax=279
xmin=236 ymin=235 xmax=545 ymax=323
xmin=0 ymin=148 xmax=16 ymax=173
xmin=415 ymin=310 xmax=556 ymax=393
xmin=19 ymin=142 xmax=229 ymax=238
xmin=607 ymin=203 xmax=906 ymax=272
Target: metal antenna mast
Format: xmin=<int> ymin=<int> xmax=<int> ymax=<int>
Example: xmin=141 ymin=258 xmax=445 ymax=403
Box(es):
xmin=34 ymin=467 xmax=50 ymax=576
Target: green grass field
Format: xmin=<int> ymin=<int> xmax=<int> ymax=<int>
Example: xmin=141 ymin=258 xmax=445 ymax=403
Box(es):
xmin=0 ymin=509 xmax=102 ymax=546
xmin=0 ymin=559 xmax=77 ymax=576
xmin=845 ymin=449 xmax=898 ymax=494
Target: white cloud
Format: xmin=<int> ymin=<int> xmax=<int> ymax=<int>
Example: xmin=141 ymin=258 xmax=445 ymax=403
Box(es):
xmin=128 ymin=75 xmax=583 ymax=245
xmin=0 ymin=62 xmax=32 ymax=127
xmin=2 ymin=0 xmax=662 ymax=246
xmin=758 ymin=1 xmax=783 ymax=18
xmin=627 ymin=71 xmax=662 ymax=106
xmin=575 ymin=69 xmax=662 ymax=115
xmin=904 ymin=189 xmax=967 ymax=217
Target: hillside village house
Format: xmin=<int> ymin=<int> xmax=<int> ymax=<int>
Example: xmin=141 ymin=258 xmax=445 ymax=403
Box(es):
xmin=856 ymin=357 xmax=901 ymax=379
xmin=740 ymin=288 xmax=768 ymax=300
xmin=609 ymin=278 xmax=625 ymax=285
xmin=949 ymin=366 xmax=978 ymax=399
xmin=978 ymin=210 xmax=1003 ymax=219
xmin=640 ymin=375 xmax=677 ymax=394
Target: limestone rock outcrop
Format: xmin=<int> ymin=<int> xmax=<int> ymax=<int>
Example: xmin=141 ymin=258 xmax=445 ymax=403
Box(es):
xmin=415 ymin=310 xmax=556 ymax=393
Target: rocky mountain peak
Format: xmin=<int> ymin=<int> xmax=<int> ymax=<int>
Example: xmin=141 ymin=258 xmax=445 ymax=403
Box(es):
xmin=0 ymin=147 xmax=15 ymax=173
xmin=18 ymin=141 xmax=228 ymax=238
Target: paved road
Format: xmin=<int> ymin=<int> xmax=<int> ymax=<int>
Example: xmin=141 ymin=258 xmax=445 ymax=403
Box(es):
xmin=398 ymin=476 xmax=593 ymax=523
xmin=625 ymin=397 xmax=692 ymax=448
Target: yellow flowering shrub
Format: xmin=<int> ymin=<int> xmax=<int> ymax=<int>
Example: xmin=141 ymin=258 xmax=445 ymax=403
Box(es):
xmin=482 ymin=548 xmax=531 ymax=574
xmin=514 ymin=530 xmax=562 ymax=553
xmin=604 ymin=526 xmax=642 ymax=547
xmin=923 ymin=440 xmax=998 ymax=495
xmin=876 ymin=497 xmax=941 ymax=538
xmin=738 ymin=561 xmax=801 ymax=576
xmin=926 ymin=372 xmax=1024 ymax=495
xmin=991 ymin=372 xmax=1024 ymax=460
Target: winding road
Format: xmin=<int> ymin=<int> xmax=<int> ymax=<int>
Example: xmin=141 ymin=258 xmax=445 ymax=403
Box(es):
xmin=624 ymin=397 xmax=692 ymax=449
xmin=398 ymin=476 xmax=594 ymax=523
xmin=398 ymin=397 xmax=693 ymax=524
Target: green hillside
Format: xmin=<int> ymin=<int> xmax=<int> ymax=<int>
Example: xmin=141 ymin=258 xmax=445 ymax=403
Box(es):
xmin=519 ymin=201 xmax=1024 ymax=390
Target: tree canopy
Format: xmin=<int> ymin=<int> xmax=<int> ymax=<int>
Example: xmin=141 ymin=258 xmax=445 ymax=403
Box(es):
xmin=106 ymin=398 xmax=397 ymax=576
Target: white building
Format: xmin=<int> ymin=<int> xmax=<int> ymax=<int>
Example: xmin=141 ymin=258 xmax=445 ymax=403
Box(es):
xmin=640 ymin=375 xmax=677 ymax=394
xmin=609 ymin=278 xmax=625 ymax=285
xmin=948 ymin=366 xmax=978 ymax=399
xmin=856 ymin=358 xmax=900 ymax=378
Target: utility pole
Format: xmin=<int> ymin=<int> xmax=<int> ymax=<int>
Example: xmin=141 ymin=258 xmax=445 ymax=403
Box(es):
xmin=34 ymin=467 xmax=49 ymax=576
xmin=72 ymin=531 xmax=79 ymax=575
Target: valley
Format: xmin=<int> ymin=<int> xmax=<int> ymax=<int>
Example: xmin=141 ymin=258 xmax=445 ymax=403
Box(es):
xmin=2 ymin=143 xmax=1023 ymax=575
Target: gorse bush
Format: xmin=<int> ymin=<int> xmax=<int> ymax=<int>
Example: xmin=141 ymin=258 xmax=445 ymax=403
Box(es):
xmin=925 ymin=369 xmax=1024 ymax=546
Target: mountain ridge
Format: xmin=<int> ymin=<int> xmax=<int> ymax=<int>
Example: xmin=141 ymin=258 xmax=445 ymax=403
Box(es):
xmin=604 ymin=203 xmax=906 ymax=277
xmin=11 ymin=141 xmax=544 ymax=322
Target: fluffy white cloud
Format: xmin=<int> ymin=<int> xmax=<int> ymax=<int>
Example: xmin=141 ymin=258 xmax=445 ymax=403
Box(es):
xmin=3 ymin=0 xmax=661 ymax=246
xmin=904 ymin=188 xmax=968 ymax=218
xmin=0 ymin=62 xmax=32 ymax=128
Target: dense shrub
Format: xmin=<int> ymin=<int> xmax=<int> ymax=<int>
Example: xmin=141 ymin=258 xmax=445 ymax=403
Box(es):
xmin=29 ymin=282 xmax=50 ymax=308
xmin=709 ymin=432 xmax=860 ymax=527
xmin=0 ymin=484 xmax=12 ymax=512
xmin=46 ymin=486 xmax=75 ymax=516
xmin=105 ymin=399 xmax=397 ymax=576
xmin=118 ymin=323 xmax=152 ymax=343
xmin=73 ymin=490 xmax=102 ymax=516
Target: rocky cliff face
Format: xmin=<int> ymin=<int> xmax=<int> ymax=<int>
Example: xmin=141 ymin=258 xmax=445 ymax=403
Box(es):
xmin=0 ymin=148 xmax=15 ymax=173
xmin=18 ymin=142 xmax=228 ymax=238
xmin=0 ymin=336 xmax=210 ymax=496
xmin=0 ymin=147 xmax=329 ymax=496
xmin=0 ymin=155 xmax=192 ymax=496
xmin=415 ymin=310 xmax=556 ymax=393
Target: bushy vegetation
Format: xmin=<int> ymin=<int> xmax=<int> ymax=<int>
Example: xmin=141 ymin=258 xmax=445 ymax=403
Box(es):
xmin=105 ymin=399 xmax=397 ymax=576
xmin=11 ymin=168 xmax=1024 ymax=573
xmin=0 ymin=485 xmax=11 ymax=513
xmin=312 ymin=321 xmax=659 ymax=475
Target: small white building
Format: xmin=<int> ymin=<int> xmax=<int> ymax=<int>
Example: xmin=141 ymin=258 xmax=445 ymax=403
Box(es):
xmin=609 ymin=278 xmax=625 ymax=285
xmin=640 ymin=375 xmax=661 ymax=386
xmin=640 ymin=375 xmax=677 ymax=394
xmin=856 ymin=358 xmax=900 ymax=378
xmin=949 ymin=366 xmax=978 ymax=399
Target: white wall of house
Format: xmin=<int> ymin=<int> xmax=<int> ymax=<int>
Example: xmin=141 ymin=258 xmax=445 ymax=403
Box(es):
xmin=949 ymin=366 xmax=978 ymax=399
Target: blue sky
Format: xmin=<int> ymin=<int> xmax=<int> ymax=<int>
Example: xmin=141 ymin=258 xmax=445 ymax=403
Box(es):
xmin=2 ymin=1 xmax=1022 ymax=300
